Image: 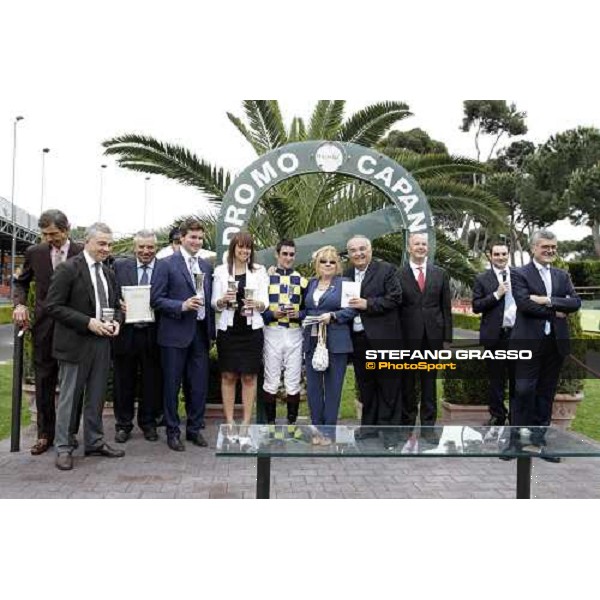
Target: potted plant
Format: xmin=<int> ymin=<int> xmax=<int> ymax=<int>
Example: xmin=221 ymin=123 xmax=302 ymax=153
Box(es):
xmin=441 ymin=349 xmax=491 ymax=424
xmin=551 ymin=311 xmax=586 ymax=430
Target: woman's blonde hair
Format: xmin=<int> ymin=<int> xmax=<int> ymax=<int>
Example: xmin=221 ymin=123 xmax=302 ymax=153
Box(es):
xmin=312 ymin=245 xmax=342 ymax=276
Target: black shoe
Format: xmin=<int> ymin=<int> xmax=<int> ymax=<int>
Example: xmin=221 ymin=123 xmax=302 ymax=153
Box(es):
xmin=143 ymin=427 xmax=159 ymax=442
xmin=540 ymin=451 xmax=562 ymax=464
xmin=167 ymin=436 xmax=185 ymax=452
xmin=186 ymin=432 xmax=208 ymax=447
xmin=84 ymin=443 xmax=125 ymax=458
xmin=354 ymin=427 xmax=378 ymax=440
xmin=56 ymin=453 xmax=73 ymax=471
xmin=499 ymin=454 xmax=516 ymax=461
xmin=486 ymin=416 xmax=507 ymax=426
xmin=199 ymin=422 xmax=206 ymax=430
xmin=115 ymin=429 xmax=131 ymax=443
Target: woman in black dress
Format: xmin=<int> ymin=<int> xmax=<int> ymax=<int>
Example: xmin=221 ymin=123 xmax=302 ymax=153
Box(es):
xmin=211 ymin=232 xmax=269 ymax=425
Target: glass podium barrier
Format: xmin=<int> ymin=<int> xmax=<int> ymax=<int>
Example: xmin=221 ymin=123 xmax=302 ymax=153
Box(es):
xmin=215 ymin=424 xmax=600 ymax=499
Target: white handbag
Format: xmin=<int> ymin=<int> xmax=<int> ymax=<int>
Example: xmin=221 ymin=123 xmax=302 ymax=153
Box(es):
xmin=311 ymin=322 xmax=329 ymax=372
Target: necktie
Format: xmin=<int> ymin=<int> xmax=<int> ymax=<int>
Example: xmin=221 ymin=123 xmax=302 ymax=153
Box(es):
xmin=140 ymin=265 xmax=149 ymax=286
xmin=540 ymin=266 xmax=552 ymax=335
xmin=94 ymin=263 xmax=109 ymax=310
xmin=417 ymin=267 xmax=425 ymax=292
xmin=500 ymin=270 xmax=516 ymax=327
xmin=189 ymin=257 xmax=205 ymax=320
xmin=353 ymin=270 xmax=365 ymax=332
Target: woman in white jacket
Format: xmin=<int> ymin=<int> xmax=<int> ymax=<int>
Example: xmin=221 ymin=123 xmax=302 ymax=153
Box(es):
xmin=211 ymin=232 xmax=269 ymax=426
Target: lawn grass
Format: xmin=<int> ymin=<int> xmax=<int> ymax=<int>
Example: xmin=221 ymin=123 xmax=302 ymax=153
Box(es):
xmin=0 ymin=362 xmax=31 ymax=441
xmin=580 ymin=309 xmax=600 ymax=332
xmin=571 ymin=378 xmax=600 ymax=441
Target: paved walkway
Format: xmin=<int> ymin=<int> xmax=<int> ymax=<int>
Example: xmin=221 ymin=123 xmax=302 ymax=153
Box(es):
xmin=2 ymin=416 xmax=600 ymax=498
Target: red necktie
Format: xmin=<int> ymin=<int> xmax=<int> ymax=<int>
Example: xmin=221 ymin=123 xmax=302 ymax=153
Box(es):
xmin=417 ymin=267 xmax=425 ymax=292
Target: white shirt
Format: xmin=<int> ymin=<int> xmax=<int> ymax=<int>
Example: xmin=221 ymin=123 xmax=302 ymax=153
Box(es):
xmin=136 ymin=259 xmax=155 ymax=284
xmin=533 ymin=260 xmax=552 ymax=334
xmin=409 ymin=259 xmax=427 ymax=283
xmin=51 ymin=240 xmax=70 ymax=269
xmin=83 ymin=250 xmax=109 ymax=319
xmin=492 ymin=266 xmax=516 ymax=328
xmin=179 ymin=248 xmax=205 ymax=320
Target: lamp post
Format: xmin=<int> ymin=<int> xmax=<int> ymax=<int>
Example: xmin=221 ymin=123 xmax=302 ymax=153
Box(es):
xmin=143 ymin=176 xmax=150 ymax=229
xmin=98 ymin=164 xmax=107 ymax=221
xmin=39 ymin=147 xmax=50 ymax=215
xmin=10 ymin=115 xmax=24 ymax=296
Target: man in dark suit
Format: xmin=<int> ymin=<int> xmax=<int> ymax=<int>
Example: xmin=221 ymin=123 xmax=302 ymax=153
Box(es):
xmin=472 ymin=242 xmax=516 ymax=426
xmin=399 ymin=232 xmax=452 ymax=429
xmin=344 ymin=235 xmax=403 ymax=447
xmin=511 ymin=230 xmax=581 ymax=457
xmin=46 ymin=222 xmax=125 ymax=471
xmin=13 ymin=209 xmax=83 ymax=455
xmin=112 ymin=230 xmax=162 ymax=443
xmin=151 ymin=218 xmax=214 ymax=452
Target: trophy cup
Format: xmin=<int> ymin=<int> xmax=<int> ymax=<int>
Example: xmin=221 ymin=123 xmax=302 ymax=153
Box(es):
xmin=101 ymin=307 xmax=115 ymax=333
xmin=194 ymin=272 xmax=205 ymax=306
xmin=244 ymin=288 xmax=255 ymax=317
xmin=227 ymin=277 xmax=239 ymax=310
xmin=279 ymin=284 xmax=293 ymax=315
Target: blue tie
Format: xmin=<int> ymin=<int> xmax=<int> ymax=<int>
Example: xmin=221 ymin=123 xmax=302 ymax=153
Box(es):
xmin=540 ymin=267 xmax=551 ymax=335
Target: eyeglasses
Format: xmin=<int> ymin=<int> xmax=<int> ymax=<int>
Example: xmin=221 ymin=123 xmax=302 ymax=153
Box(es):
xmin=319 ymin=260 xmax=336 ymax=265
xmin=280 ymin=251 xmax=295 ymax=257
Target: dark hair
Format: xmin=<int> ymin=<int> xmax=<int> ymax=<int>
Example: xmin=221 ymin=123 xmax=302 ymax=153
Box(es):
xmin=38 ymin=209 xmax=69 ymax=231
xmin=276 ymin=239 xmax=295 ymax=254
xmin=178 ymin=218 xmax=205 ymax=238
xmin=168 ymin=227 xmax=181 ymax=243
xmin=227 ymin=231 xmax=257 ymax=274
xmin=487 ymin=238 xmax=510 ymax=256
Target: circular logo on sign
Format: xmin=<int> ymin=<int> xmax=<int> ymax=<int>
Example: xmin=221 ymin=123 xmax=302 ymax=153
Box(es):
xmin=315 ymin=143 xmax=344 ymax=172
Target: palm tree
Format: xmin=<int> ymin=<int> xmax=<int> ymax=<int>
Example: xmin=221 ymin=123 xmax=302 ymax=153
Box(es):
xmin=103 ymin=100 xmax=505 ymax=284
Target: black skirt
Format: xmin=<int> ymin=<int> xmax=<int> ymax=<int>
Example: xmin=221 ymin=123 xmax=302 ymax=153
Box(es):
xmin=217 ymin=326 xmax=264 ymax=374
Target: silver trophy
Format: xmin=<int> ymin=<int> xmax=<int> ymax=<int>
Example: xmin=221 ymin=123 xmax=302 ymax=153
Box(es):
xmin=227 ymin=277 xmax=239 ymax=309
xmin=244 ymin=287 xmax=255 ymax=317
xmin=101 ymin=307 xmax=115 ymax=333
xmin=279 ymin=283 xmax=293 ymax=313
xmin=194 ymin=272 xmax=205 ymax=305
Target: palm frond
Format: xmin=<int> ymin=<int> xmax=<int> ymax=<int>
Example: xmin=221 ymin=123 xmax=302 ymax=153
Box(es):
xmin=288 ymin=117 xmax=307 ymax=142
xmin=226 ymin=112 xmax=263 ymax=154
xmin=338 ymin=102 xmax=411 ymax=146
xmin=103 ymin=134 xmax=230 ymax=203
xmin=422 ymin=178 xmax=507 ymax=225
xmin=242 ymin=100 xmax=286 ymax=152
xmin=379 ymin=149 xmax=485 ymax=176
xmin=308 ymin=100 xmax=346 ymax=139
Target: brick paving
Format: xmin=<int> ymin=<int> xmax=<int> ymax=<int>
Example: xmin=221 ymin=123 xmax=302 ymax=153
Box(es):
xmin=2 ymin=416 xmax=600 ymax=498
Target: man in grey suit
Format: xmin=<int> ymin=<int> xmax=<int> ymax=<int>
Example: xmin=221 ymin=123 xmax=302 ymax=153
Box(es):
xmin=46 ymin=223 xmax=125 ymax=471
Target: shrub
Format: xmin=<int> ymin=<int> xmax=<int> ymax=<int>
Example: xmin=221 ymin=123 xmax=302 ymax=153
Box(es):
xmin=442 ymin=354 xmax=489 ymax=405
xmin=451 ymin=312 xmax=480 ymax=332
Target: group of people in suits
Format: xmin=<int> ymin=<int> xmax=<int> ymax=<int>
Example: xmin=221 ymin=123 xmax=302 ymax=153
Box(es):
xmin=473 ymin=231 xmax=581 ymax=461
xmin=14 ymin=205 xmax=578 ymax=468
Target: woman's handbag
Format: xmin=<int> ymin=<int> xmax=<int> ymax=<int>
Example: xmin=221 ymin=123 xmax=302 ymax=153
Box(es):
xmin=311 ymin=321 xmax=329 ymax=372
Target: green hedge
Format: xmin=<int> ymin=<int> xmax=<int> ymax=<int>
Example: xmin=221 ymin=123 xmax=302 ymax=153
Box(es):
xmin=0 ymin=306 xmax=12 ymax=325
xmin=567 ymin=261 xmax=600 ymax=287
xmin=451 ymin=312 xmax=480 ymax=331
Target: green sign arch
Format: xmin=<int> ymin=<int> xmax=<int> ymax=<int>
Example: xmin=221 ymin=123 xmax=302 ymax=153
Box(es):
xmin=216 ymin=140 xmax=435 ymax=264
